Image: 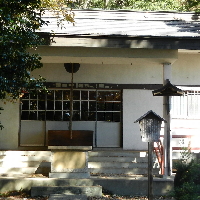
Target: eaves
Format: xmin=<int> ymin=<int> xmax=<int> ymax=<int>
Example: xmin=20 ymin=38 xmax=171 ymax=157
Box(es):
xmin=39 ymin=32 xmax=200 ymax=50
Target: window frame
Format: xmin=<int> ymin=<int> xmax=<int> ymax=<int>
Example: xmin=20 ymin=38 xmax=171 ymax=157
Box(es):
xmin=172 ymin=89 xmax=200 ymax=119
xmin=21 ymin=89 xmax=122 ymax=122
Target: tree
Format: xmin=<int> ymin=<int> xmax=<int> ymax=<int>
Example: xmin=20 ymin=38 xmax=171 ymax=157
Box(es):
xmin=1 ymin=0 xmax=43 ymax=100
xmin=184 ymin=0 xmax=200 ymax=12
xmin=174 ymin=150 xmax=200 ymax=200
xmin=0 ymin=0 xmax=74 ymax=129
xmin=0 ymin=0 xmax=74 ymax=101
xmin=72 ymin=0 xmax=200 ymax=12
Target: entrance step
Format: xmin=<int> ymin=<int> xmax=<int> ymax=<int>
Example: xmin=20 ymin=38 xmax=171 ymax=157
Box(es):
xmin=88 ymin=150 xmax=160 ymax=176
xmin=90 ymin=168 xmax=159 ymax=175
xmin=31 ymin=186 xmax=102 ymax=197
xmin=0 ymin=167 xmax=41 ymax=174
xmin=0 ymin=151 xmax=51 ymax=177
xmin=0 ymin=151 xmax=51 ymax=156
xmin=0 ymin=150 xmax=161 ymax=177
xmin=89 ymin=150 xmax=148 ymax=157
xmin=89 ymin=161 xmax=159 ymax=168
xmin=48 ymin=194 xmax=87 ymax=200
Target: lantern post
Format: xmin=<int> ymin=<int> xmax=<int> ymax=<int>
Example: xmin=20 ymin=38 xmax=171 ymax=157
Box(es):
xmin=152 ymin=80 xmax=183 ymax=176
xmin=64 ymin=63 xmax=80 ymax=139
xmin=135 ymin=110 xmax=166 ymax=200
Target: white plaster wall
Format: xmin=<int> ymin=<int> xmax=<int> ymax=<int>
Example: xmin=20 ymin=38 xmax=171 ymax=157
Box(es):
xmin=123 ymin=89 xmax=163 ymax=150
xmin=173 ymin=53 xmax=200 ymax=85
xmin=0 ymin=100 xmax=19 ymax=150
xmin=1 ymin=51 xmax=200 ymax=150
xmin=32 ymin=63 xmax=163 ymax=84
xmin=31 ymin=52 xmax=200 ymax=86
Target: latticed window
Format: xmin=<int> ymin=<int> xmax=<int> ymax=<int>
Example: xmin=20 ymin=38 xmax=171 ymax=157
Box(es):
xmin=21 ymin=89 xmax=121 ymax=122
xmin=172 ymin=90 xmax=200 ymax=119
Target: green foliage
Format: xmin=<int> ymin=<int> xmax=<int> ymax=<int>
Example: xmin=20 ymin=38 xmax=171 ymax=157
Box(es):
xmin=174 ymin=182 xmax=200 ymax=200
xmin=184 ymin=0 xmax=200 ymax=12
xmin=0 ymin=0 xmax=47 ymax=100
xmin=174 ymin=149 xmax=200 ymax=200
xmin=70 ymin=0 xmax=200 ymax=12
xmin=108 ymin=0 xmax=179 ymax=10
xmin=0 ymin=0 xmax=75 ymax=101
xmin=41 ymin=0 xmax=75 ymax=25
xmin=0 ymin=0 xmax=75 ymax=130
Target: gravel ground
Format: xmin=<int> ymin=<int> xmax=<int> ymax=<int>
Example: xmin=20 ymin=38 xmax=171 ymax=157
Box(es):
xmin=0 ymin=197 xmax=175 ymax=200
xmin=88 ymin=196 xmax=175 ymax=200
xmin=0 ymin=184 xmax=175 ymax=200
xmin=0 ymin=194 xmax=175 ymax=200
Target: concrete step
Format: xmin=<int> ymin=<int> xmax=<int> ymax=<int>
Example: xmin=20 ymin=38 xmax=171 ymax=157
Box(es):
xmin=0 ymin=150 xmax=161 ymax=177
xmin=89 ymin=150 xmax=149 ymax=157
xmin=0 ymin=161 xmax=51 ymax=168
xmin=0 ymin=151 xmax=51 ymax=176
xmin=0 ymin=165 xmax=50 ymax=175
xmin=88 ymin=150 xmax=160 ymax=176
xmin=0 ymin=173 xmax=47 ymax=178
xmin=88 ymin=161 xmax=160 ymax=168
xmin=88 ymin=156 xmax=152 ymax=163
xmin=0 ymin=167 xmax=37 ymax=174
xmin=0 ymin=151 xmax=51 ymax=156
xmin=31 ymin=186 xmax=102 ymax=197
xmin=48 ymin=194 xmax=87 ymax=200
xmin=89 ymin=167 xmax=160 ymax=175
xmin=0 ymin=155 xmax=51 ymax=162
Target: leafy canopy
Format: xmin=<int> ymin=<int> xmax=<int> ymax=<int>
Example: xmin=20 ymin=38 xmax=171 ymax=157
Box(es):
xmin=70 ymin=0 xmax=200 ymax=12
xmin=0 ymin=0 xmax=74 ymax=100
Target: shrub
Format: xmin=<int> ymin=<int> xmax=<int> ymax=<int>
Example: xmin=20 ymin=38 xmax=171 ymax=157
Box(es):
xmin=174 ymin=149 xmax=200 ymax=200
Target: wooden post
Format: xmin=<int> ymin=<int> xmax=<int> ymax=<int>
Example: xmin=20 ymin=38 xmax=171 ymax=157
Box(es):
xmin=163 ymin=63 xmax=172 ymax=176
xmin=148 ymin=141 xmax=153 ymax=200
xmin=164 ymin=95 xmax=171 ymax=176
xmin=69 ymin=64 xmax=74 ymax=139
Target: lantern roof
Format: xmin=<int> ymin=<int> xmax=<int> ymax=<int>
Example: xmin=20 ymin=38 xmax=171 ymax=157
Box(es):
xmin=134 ymin=110 xmax=167 ymax=123
xmin=152 ymin=80 xmax=184 ymax=96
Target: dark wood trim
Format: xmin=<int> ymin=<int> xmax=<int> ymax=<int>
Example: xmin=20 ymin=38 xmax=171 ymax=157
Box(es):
xmin=45 ymin=82 xmax=200 ymax=90
xmin=45 ymin=82 xmax=163 ymax=90
xmin=50 ymin=34 xmax=200 ymax=50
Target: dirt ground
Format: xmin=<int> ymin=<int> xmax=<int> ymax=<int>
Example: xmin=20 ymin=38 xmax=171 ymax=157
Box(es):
xmin=0 ymin=197 xmax=175 ymax=200
xmin=0 ymin=194 xmax=175 ymax=200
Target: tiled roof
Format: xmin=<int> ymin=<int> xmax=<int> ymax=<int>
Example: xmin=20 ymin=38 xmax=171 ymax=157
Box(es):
xmin=40 ymin=10 xmax=200 ymax=38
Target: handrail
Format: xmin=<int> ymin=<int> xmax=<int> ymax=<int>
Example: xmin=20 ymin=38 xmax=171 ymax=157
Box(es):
xmin=154 ymin=139 xmax=164 ymax=175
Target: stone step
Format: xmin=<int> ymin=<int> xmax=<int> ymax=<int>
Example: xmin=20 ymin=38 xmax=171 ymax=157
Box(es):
xmin=0 ymin=176 xmax=174 ymax=197
xmin=48 ymin=194 xmax=87 ymax=200
xmin=88 ymin=156 xmax=153 ymax=163
xmin=89 ymin=167 xmax=160 ymax=175
xmin=88 ymin=161 xmax=160 ymax=168
xmin=49 ymin=172 xmax=90 ymax=179
xmin=0 ymin=150 xmax=161 ymax=176
xmin=0 ymin=155 xmax=51 ymax=162
xmin=88 ymin=150 xmax=160 ymax=175
xmin=31 ymin=186 xmax=102 ymax=197
xmin=0 ymin=161 xmax=51 ymax=168
xmin=0 ymin=151 xmax=51 ymax=156
xmin=0 ymin=167 xmax=37 ymax=174
xmin=89 ymin=150 xmax=149 ymax=158
xmin=0 ymin=173 xmax=46 ymax=178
